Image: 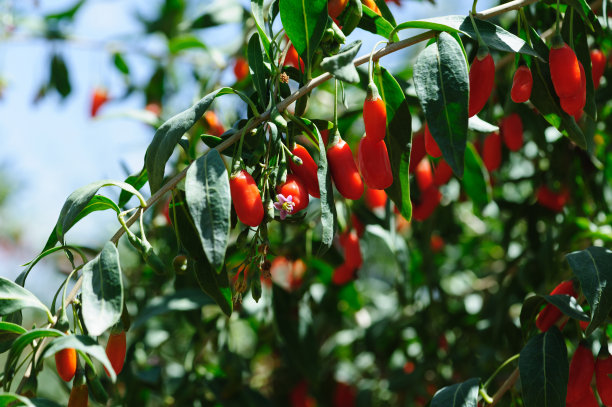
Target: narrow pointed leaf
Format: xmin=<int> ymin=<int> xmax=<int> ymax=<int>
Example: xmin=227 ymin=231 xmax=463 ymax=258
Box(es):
xmin=519 ymin=327 xmax=568 ymax=407
xmin=566 ymin=246 xmax=612 ymax=335
xmin=321 ymin=40 xmax=362 ymax=83
xmin=192 ymin=258 xmax=233 ymax=317
xmin=82 ymin=242 xmax=124 ymax=337
xmin=279 ymin=0 xmax=327 ymax=67
xmin=462 ymin=143 xmax=491 ymax=210
xmin=431 ymin=377 xmax=480 ymax=407
xmin=0 ymin=277 xmax=50 ymax=316
xmin=414 ymin=32 xmax=468 ymax=177
xmin=251 ymin=0 xmax=271 ymax=54
xmin=185 ymin=149 xmax=230 ymax=272
xmin=248 ymin=33 xmax=270 ymax=107
xmin=358 ymin=6 xmax=398 ymax=40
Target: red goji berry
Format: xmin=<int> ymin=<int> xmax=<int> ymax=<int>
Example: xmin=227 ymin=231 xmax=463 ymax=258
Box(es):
xmin=549 ymin=40 xmax=582 ymax=98
xmin=567 ymin=342 xmax=595 ymax=403
xmin=363 ymin=85 xmax=387 ymax=142
xmin=411 ymin=186 xmax=441 ymax=221
xmin=67 ymin=383 xmax=88 ymax=407
xmin=483 ymin=132 xmax=501 ymax=172
xmin=409 ymin=131 xmax=426 ymax=173
xmin=536 ymin=186 xmax=569 ymax=212
xmin=591 ymin=49 xmax=606 ymax=90
xmin=277 ymin=174 xmax=310 ymax=214
xmin=424 ymin=124 xmax=442 ymax=158
xmin=365 ymin=188 xmax=387 ymax=210
xmin=357 ymin=136 xmax=393 ymax=190
xmin=511 ymin=65 xmax=533 ymax=103
xmin=468 ymin=50 xmax=495 ymax=117
xmin=430 ymin=234 xmax=445 ymax=253
xmin=332 ymin=262 xmax=355 ymax=285
xmin=289 ymin=144 xmax=320 ymax=198
xmin=596 ymin=349 xmax=612 ymax=406
xmin=500 ymin=113 xmax=523 ymax=152
xmin=535 ymin=280 xmax=577 ymax=332
xmin=567 ymin=386 xmax=599 ymax=407
xmin=90 ymin=87 xmax=109 ymax=117
xmin=333 ymin=382 xmax=357 ymax=407
xmin=233 ymin=57 xmax=249 ymax=82
xmin=283 ymin=43 xmax=304 ymax=73
xmin=351 ymin=213 xmax=365 ymax=237
xmin=340 ymin=229 xmax=362 ymax=269
xmin=415 ymin=158 xmax=434 ymax=192
xmin=204 ymin=111 xmax=225 ymax=136
xmin=55 ymin=345 xmax=77 ymax=382
xmin=327 ymin=138 xmax=364 ymax=200
xmin=105 ymin=330 xmax=127 ymax=376
xmin=560 ymin=61 xmax=586 ymax=117
xmin=328 ymin=0 xmax=348 ymax=18
xmin=230 ymin=169 xmax=264 ymax=227
xmin=433 ymin=158 xmax=453 ymax=186
xmin=290 ymin=381 xmax=316 ymax=407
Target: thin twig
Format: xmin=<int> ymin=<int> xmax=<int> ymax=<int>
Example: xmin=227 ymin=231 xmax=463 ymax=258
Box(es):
xmin=490 ymin=367 xmax=520 ymax=406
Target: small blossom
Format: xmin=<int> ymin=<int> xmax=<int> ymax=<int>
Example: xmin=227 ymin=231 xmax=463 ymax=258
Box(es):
xmin=273 ymin=193 xmax=294 ymax=219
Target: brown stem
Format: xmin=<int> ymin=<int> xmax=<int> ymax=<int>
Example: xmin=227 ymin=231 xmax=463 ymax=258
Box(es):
xmin=490 ymin=367 xmax=520 ymax=406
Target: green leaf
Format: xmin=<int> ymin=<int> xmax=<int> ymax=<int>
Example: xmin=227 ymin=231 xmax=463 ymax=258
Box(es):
xmin=44 ymin=0 xmax=85 ymax=21
xmin=145 ymin=87 xmax=235 ymax=193
xmin=0 ymin=277 xmax=50 ymax=317
xmin=519 ymin=327 xmax=568 ymax=407
xmin=566 ymin=246 xmax=612 ymax=335
xmin=372 ymin=0 xmax=396 ymax=26
xmin=374 ymin=67 xmax=412 ymax=220
xmin=118 ymin=169 xmax=148 ymax=208
xmin=81 ymin=242 xmax=124 ymax=337
xmin=40 ymin=334 xmax=116 ymax=381
xmin=192 ymin=259 xmax=232 ymax=317
xmin=0 ymin=322 xmax=27 ymax=354
xmin=462 ymin=143 xmax=491 ymax=210
xmin=50 ymin=53 xmax=71 ymax=98
xmin=132 ymin=289 xmax=214 ymax=329
xmin=112 ymin=52 xmax=130 ymax=75
xmin=168 ymin=34 xmax=207 ymax=54
xmin=248 ymin=33 xmax=270 ymax=107
xmin=393 ymin=15 xmax=542 ymax=59
xmin=340 ymin=0 xmax=362 ymax=36
xmin=279 ymin=0 xmax=327 ymax=68
xmin=431 ymin=378 xmax=480 ymax=407
xmin=49 ymin=180 xmax=144 ymax=247
xmin=358 ymin=6 xmax=398 ymax=41
xmin=185 ymin=150 xmax=230 ymax=272
xmin=543 ymin=294 xmax=590 ymax=321
xmin=251 ymin=0 xmax=271 ymax=55
xmin=414 ymin=32 xmax=468 ymax=178
xmin=0 ymin=393 xmax=37 ymax=407
xmin=4 ymin=329 xmax=63 ymax=386
xmin=320 ymin=40 xmax=362 ymax=83
xmin=544 ymin=0 xmax=603 ymax=34
xmin=528 ymin=27 xmax=589 ymax=150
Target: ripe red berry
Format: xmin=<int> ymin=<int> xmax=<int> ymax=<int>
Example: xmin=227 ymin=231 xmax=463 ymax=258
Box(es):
xmin=204 ymin=111 xmax=225 ymax=136
xmin=549 ymin=42 xmax=582 ymax=98
xmin=424 ymin=124 xmax=442 ymax=158
xmin=468 ymin=51 xmax=495 ymax=117
xmin=363 ymin=90 xmax=387 ymax=142
xmin=333 ymin=382 xmax=357 ymax=407
xmin=567 ymin=342 xmax=595 ymax=403
xmin=535 ymin=280 xmax=577 ymax=332
xmin=411 ymin=186 xmax=441 ymax=221
xmin=283 ymin=43 xmax=304 ymax=73
xmin=105 ymin=330 xmax=127 ymax=376
xmin=591 ymin=49 xmax=606 ymax=89
xmin=483 ymin=132 xmax=502 ymax=172
xmin=351 ymin=213 xmax=365 ymax=237
xmin=290 ymin=381 xmax=316 ymax=407
xmin=567 ymin=386 xmax=599 ymax=407
xmin=340 ymin=229 xmax=362 ymax=269
xmin=415 ymin=158 xmax=434 ymax=192
xmin=328 ymin=0 xmax=349 ymax=18
xmin=433 ymin=158 xmax=453 ymax=186
xmin=277 ymin=174 xmax=310 ymax=214
xmin=596 ymin=349 xmax=612 ymax=406
xmin=55 ymin=345 xmax=77 ymax=382
xmin=230 ymin=169 xmax=264 ymax=227
xmin=430 ymin=234 xmax=445 ymax=253
xmin=357 ymin=136 xmax=393 ymax=190
xmin=233 ymin=57 xmax=249 ymax=82
xmin=560 ymin=61 xmax=586 ymax=117
xmin=332 ymin=262 xmax=356 ymax=285
xmin=500 ymin=113 xmax=523 ymax=152
xmin=289 ymin=144 xmax=320 ymax=198
xmin=536 ymin=186 xmax=569 ymax=212
xmin=327 ymin=139 xmax=364 ymax=200
xmin=90 ymin=87 xmax=109 ymax=117
xmin=511 ymin=65 xmax=533 ymax=103
xmin=365 ymin=188 xmax=387 ymax=210
xmin=409 ymin=131 xmax=426 ymax=173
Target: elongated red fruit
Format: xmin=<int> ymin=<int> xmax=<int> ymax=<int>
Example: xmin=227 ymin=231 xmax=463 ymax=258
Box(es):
xmin=591 ymin=49 xmax=606 ymax=89
xmin=55 ymin=346 xmax=77 ymax=382
xmin=233 ymin=57 xmax=249 ymax=82
xmin=290 ymin=144 xmax=320 ymax=198
xmin=363 ymin=87 xmax=387 ymax=142
xmin=332 ymin=263 xmax=356 ymax=285
xmin=500 ymin=113 xmax=523 ymax=152
xmin=535 ymin=280 xmax=577 ymax=332
xmin=511 ymin=65 xmax=533 ymax=103
xmin=567 ymin=386 xmax=599 ymax=407
xmin=483 ymin=132 xmax=501 ymax=172
xmin=409 ymin=131 xmax=426 ymax=173
xmin=327 ymin=139 xmax=364 ymax=200
xmin=277 ymin=174 xmax=310 ymax=213
xmin=328 ymin=0 xmax=348 ymax=19
xmin=560 ymin=61 xmax=586 ymax=116
xmin=340 ymin=229 xmax=362 ymax=269
xmin=412 ymin=186 xmax=441 ymax=221
xmin=105 ymin=330 xmax=127 ymax=376
xmin=333 ymin=382 xmax=357 ymax=407
xmin=567 ymin=342 xmax=595 ymax=403
xmin=433 ymin=159 xmax=453 ymax=186
xmin=415 ymin=159 xmax=433 ymax=191
xmin=358 ymin=136 xmax=393 ymax=190
xmin=230 ymin=169 xmax=264 ymax=227
xmin=468 ymin=51 xmax=495 ymax=117
xmin=351 ymin=213 xmax=365 ymax=237
xmin=596 ymin=349 xmax=612 ymax=406
xmin=365 ymin=188 xmax=387 ymax=209
xmin=424 ymin=124 xmax=441 ymax=158
xmin=536 ymin=186 xmax=569 ymax=212
xmin=91 ymin=87 xmax=109 ymax=117
xmin=549 ymin=41 xmax=582 ymax=98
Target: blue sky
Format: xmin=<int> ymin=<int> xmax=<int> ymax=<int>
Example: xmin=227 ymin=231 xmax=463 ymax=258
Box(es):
xmin=0 ymin=0 xmax=496 ymax=299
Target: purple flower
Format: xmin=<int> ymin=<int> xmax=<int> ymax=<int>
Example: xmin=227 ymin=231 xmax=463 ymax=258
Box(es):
xmin=273 ymin=193 xmax=294 ymax=220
